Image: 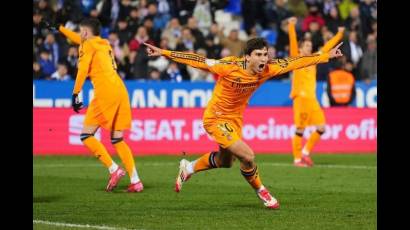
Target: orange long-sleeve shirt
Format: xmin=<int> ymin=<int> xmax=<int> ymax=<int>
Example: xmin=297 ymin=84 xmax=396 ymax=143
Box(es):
xmin=162 ymin=50 xmax=330 ymax=120
xmin=288 ymin=22 xmax=344 ymax=99
xmin=59 ymin=26 xmax=124 ymax=100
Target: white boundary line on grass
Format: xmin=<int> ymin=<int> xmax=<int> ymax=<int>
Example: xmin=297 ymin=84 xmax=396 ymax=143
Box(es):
xmin=33 ymin=220 xmax=140 ymax=230
xmin=33 ymin=162 xmax=376 ymax=170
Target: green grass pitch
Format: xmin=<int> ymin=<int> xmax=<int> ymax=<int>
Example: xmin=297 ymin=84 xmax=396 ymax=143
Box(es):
xmin=34 ymin=154 xmax=376 ymax=230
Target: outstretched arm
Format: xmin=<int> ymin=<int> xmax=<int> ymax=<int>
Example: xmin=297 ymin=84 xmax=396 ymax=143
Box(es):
xmin=144 ymin=43 xmax=231 ymax=75
xmin=288 ymin=17 xmax=299 ymax=57
xmin=268 ymin=42 xmax=344 ymax=77
xmin=59 ymin=26 xmax=81 ymax=45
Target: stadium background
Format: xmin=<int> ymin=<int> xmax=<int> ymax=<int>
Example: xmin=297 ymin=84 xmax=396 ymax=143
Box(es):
xmin=33 ymin=0 xmax=377 ymax=155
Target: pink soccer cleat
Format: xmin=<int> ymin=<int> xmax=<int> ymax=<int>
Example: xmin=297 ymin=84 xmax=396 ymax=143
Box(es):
xmin=106 ymin=167 xmax=126 ymax=192
xmin=294 ymin=161 xmax=309 ymax=168
xmin=175 ymin=159 xmax=192 ymax=193
xmin=257 ymin=187 xmax=280 ymax=209
xmin=302 ymin=155 xmax=314 ymax=167
xmin=127 ymin=181 xmax=144 ymax=193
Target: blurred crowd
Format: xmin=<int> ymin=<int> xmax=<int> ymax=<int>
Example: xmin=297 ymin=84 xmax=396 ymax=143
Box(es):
xmin=33 ymin=0 xmax=377 ymax=82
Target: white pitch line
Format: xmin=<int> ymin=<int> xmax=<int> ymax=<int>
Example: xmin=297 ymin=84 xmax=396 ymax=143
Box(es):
xmin=33 ymin=220 xmax=140 ymax=230
xmin=33 ymin=162 xmax=375 ymax=170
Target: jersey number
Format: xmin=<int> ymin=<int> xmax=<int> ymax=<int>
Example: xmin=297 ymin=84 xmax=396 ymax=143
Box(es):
xmin=108 ymin=50 xmax=117 ymax=71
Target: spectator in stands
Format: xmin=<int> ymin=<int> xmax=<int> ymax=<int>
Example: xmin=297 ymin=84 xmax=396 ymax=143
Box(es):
xmin=34 ymin=0 xmax=54 ymax=22
xmin=161 ymin=18 xmax=182 ymax=50
xmin=193 ymin=0 xmax=212 ymax=36
xmin=204 ymin=36 xmax=222 ymax=60
xmin=33 ymin=61 xmax=45 ymax=80
xmin=143 ymin=16 xmax=162 ymax=45
xmin=187 ymin=17 xmax=206 ymax=48
xmin=307 ymin=21 xmax=324 ymax=51
xmin=129 ymin=26 xmax=154 ymax=52
xmin=218 ymin=28 xmax=245 ymax=57
xmin=359 ymin=0 xmax=377 ymax=39
xmin=338 ymin=0 xmax=358 ymax=21
xmin=302 ymin=4 xmax=325 ymax=32
xmin=360 ymin=35 xmax=377 ymax=82
xmin=43 ymin=33 xmax=59 ymax=67
xmin=161 ymin=62 xmax=184 ymax=82
xmin=269 ymin=0 xmax=293 ymax=27
xmin=325 ymin=6 xmax=344 ymax=34
xmin=288 ymin=0 xmax=308 ymax=18
xmin=147 ymin=1 xmax=170 ymax=31
xmin=38 ymin=49 xmax=55 ymax=79
xmin=176 ymin=27 xmax=199 ymax=52
xmin=345 ymin=6 xmax=362 ymax=37
xmin=61 ymin=46 xmax=78 ymax=79
xmin=114 ymin=19 xmax=132 ymax=46
xmin=343 ymin=30 xmax=363 ymax=78
xmin=242 ymin=0 xmax=268 ymax=33
xmin=50 ymin=63 xmax=71 ymax=81
xmin=148 ymin=68 xmax=162 ymax=81
xmin=127 ymin=7 xmax=143 ymax=33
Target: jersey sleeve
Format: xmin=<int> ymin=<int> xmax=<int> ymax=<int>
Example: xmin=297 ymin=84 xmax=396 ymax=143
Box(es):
xmin=73 ymin=41 xmax=94 ymax=94
xmin=267 ymin=53 xmax=330 ymax=78
xmin=288 ymin=21 xmax=299 ymax=57
xmin=59 ymin=25 xmax=81 ymax=45
xmin=161 ymin=50 xmax=233 ymax=76
xmin=319 ymin=29 xmax=344 ymax=53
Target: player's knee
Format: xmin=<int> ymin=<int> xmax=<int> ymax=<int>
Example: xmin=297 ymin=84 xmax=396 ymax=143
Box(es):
xmin=80 ymin=133 xmax=94 ymax=142
xmin=316 ymin=126 xmax=326 ymax=135
xmin=111 ymin=137 xmax=124 ymax=144
xmin=242 ymin=152 xmax=255 ymax=165
xmin=295 ymin=128 xmax=305 ymax=137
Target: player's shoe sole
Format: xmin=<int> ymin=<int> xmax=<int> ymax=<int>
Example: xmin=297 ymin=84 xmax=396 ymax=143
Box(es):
xmin=106 ymin=167 xmax=126 ymax=192
xmin=175 ymin=159 xmax=191 ymax=192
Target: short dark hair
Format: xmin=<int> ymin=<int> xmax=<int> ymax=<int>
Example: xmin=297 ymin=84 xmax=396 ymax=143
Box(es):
xmin=244 ymin=38 xmax=268 ymax=55
xmin=79 ymin=18 xmax=101 ymax=36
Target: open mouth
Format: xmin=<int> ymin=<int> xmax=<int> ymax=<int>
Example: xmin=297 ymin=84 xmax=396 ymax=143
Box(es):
xmin=258 ymin=64 xmax=265 ymax=71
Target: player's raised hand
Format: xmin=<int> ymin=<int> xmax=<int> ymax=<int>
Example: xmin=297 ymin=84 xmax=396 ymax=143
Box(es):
xmin=288 ymin=17 xmax=297 ymax=24
xmin=144 ymin=43 xmax=162 ymax=57
xmin=338 ymin=27 xmax=346 ymax=33
xmin=72 ymin=94 xmax=83 ymax=113
xmin=329 ymin=42 xmax=343 ymax=59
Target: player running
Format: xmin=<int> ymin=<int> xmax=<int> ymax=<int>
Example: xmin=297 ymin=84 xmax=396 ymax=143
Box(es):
xmin=144 ymin=37 xmax=343 ymax=209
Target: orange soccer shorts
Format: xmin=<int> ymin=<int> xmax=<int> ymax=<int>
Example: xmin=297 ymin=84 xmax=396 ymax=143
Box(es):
xmin=293 ymin=96 xmax=326 ymax=129
xmin=84 ymin=91 xmax=132 ymax=131
xmin=203 ymin=118 xmax=242 ymax=149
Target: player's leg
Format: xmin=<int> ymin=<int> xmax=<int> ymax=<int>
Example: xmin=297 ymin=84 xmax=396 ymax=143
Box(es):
xmin=302 ymin=106 xmax=326 ymax=166
xmin=227 ymin=140 xmax=279 ymax=209
xmin=111 ymin=130 xmax=143 ymax=192
xmin=80 ymin=125 xmax=125 ymax=191
xmin=292 ymin=99 xmax=309 ymax=167
xmin=175 ymin=121 xmax=239 ymax=192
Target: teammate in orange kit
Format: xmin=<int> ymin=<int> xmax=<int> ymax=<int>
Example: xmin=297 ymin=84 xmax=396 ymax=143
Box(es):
xmin=287 ymin=17 xmax=345 ymax=167
xmin=43 ymin=18 xmax=143 ymax=192
xmin=144 ymin=37 xmax=343 ymax=209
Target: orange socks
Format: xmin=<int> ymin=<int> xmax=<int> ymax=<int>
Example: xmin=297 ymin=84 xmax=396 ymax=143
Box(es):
xmin=240 ymin=165 xmax=262 ymax=190
xmin=193 ymin=151 xmax=219 ymax=173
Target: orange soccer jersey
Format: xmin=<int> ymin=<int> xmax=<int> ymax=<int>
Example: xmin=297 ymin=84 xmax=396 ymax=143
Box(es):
xmin=59 ymin=26 xmax=131 ymax=131
xmin=162 ymin=50 xmax=330 ymax=147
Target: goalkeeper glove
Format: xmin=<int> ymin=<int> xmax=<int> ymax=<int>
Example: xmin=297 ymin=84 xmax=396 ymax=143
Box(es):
xmin=72 ymin=94 xmax=83 ymax=113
